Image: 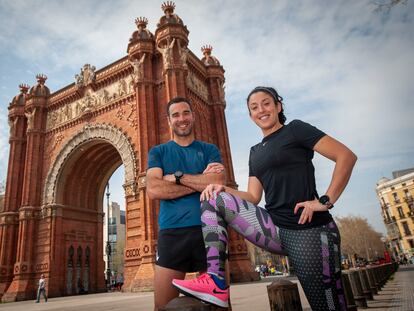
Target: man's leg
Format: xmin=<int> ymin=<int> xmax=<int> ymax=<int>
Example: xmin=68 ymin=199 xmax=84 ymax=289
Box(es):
xmin=154 ymin=265 xmax=185 ymax=310
xmin=42 ymin=289 xmax=47 ymax=302
xmin=35 ymin=288 xmax=40 ymax=303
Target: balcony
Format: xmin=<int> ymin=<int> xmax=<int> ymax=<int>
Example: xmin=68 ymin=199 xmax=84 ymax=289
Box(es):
xmin=384 ymin=216 xmax=397 ymax=224
xmin=404 ymin=196 xmax=414 ymax=203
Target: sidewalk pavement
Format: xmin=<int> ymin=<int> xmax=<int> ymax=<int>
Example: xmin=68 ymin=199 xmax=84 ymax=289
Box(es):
xmin=0 ymin=264 xmax=412 ymax=311
xmin=365 ymin=264 xmax=414 ymax=311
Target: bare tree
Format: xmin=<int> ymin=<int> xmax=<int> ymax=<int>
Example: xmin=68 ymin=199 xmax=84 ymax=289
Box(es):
xmin=336 ymin=216 xmax=385 ymax=261
xmin=372 ymin=0 xmax=408 ymax=13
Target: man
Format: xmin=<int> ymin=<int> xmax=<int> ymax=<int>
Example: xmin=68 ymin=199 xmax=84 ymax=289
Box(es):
xmin=146 ymin=97 xmax=225 ymax=310
xmin=36 ymin=274 xmax=47 ymax=303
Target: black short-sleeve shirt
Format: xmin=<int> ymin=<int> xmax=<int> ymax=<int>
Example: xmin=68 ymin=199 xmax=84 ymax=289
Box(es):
xmin=249 ymin=119 xmax=332 ymax=229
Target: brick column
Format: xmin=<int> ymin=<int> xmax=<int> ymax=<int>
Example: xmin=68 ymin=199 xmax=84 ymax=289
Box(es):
xmin=2 ymin=75 xmax=50 ymax=302
xmin=0 ymin=85 xmax=29 ymax=299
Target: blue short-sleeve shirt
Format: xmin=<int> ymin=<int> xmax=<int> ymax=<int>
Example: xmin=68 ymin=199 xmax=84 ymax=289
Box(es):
xmin=147 ymin=140 xmax=222 ymax=230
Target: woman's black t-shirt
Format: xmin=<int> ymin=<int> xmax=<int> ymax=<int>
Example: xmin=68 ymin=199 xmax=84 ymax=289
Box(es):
xmin=249 ymin=119 xmax=333 ymax=229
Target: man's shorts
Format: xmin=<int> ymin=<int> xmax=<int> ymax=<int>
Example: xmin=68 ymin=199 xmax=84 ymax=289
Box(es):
xmin=156 ymin=226 xmax=207 ymax=273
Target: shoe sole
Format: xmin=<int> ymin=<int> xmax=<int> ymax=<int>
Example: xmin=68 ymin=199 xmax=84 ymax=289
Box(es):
xmin=172 ymin=282 xmax=229 ymax=308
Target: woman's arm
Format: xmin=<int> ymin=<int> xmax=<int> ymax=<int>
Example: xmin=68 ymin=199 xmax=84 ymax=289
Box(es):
xmin=313 ymin=135 xmax=357 ymax=204
xmin=200 ymin=176 xmax=263 ymax=205
xmin=294 ymin=135 xmax=357 ymax=224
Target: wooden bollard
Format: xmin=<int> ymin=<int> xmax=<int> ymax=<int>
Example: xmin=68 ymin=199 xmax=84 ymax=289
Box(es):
xmin=267 ymin=279 xmax=303 ymax=311
xmin=159 ymin=297 xmax=212 ymax=311
xmin=341 ymin=273 xmax=357 ymax=311
xmin=364 ymin=267 xmax=378 ymax=294
xmin=343 ymin=270 xmax=367 ymax=308
xmin=368 ymin=266 xmax=381 ymax=290
xmin=357 ymin=269 xmax=374 ymax=300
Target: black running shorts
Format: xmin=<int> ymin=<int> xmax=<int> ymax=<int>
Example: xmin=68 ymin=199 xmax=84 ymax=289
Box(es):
xmin=156 ymin=226 xmax=207 ymax=273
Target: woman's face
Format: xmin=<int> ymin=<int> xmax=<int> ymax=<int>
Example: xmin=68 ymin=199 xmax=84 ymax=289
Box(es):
xmin=247 ymin=91 xmax=281 ymax=135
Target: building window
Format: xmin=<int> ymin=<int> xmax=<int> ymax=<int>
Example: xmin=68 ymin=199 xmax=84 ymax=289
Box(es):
xmin=409 ymin=239 xmax=414 ymax=249
xmin=398 ymin=207 xmax=405 ymax=218
xmin=109 ymin=217 xmax=117 ymax=225
xmin=404 ymin=189 xmax=413 ymax=202
xmin=391 ymin=186 xmax=395 ymax=190
xmin=393 ymin=192 xmax=400 ymax=203
xmin=108 ymin=225 xmax=117 ymax=235
xmin=402 ymin=183 xmax=406 ymax=187
xmin=109 ymin=234 xmax=117 ymax=242
xmin=402 ymin=221 xmax=412 ymax=236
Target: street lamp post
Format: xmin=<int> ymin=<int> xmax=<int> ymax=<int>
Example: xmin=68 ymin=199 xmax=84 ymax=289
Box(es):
xmin=105 ymin=183 xmax=112 ymax=290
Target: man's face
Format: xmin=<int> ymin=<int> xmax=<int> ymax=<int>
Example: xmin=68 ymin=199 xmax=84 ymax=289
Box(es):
xmin=168 ymin=102 xmax=195 ymax=137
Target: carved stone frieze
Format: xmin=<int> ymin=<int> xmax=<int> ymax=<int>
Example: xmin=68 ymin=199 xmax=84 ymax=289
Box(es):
xmin=115 ymin=99 xmax=137 ymax=129
xmin=123 ymin=181 xmax=138 ymax=197
xmin=46 ymin=76 xmax=135 ymax=130
xmin=8 ymin=117 xmax=19 ymax=136
xmin=138 ymin=176 xmax=147 ymax=189
xmin=43 ymin=124 xmax=138 ymax=205
xmin=75 ymin=64 xmax=96 ymax=87
xmin=130 ymin=53 xmax=146 ymax=83
xmin=186 ymin=72 xmax=208 ymax=101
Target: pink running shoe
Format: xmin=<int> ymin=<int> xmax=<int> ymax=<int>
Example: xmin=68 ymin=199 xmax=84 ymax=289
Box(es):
xmin=172 ymin=273 xmax=229 ymax=308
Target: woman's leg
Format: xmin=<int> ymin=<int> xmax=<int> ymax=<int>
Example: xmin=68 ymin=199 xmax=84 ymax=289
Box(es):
xmin=279 ymin=221 xmax=347 ymax=311
xmin=201 ymin=192 xmax=285 ymax=279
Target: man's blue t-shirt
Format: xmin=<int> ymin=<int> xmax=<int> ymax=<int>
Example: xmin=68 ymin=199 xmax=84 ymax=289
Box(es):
xmin=147 ymin=140 xmax=222 ymax=230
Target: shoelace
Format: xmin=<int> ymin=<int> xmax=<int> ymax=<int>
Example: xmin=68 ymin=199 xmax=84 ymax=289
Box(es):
xmin=194 ymin=273 xmax=210 ymax=284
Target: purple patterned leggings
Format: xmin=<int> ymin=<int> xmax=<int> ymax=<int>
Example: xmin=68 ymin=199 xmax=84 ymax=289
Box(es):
xmin=201 ymin=192 xmax=347 ymax=311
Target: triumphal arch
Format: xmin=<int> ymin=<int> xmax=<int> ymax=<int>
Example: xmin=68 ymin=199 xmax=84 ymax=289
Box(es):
xmin=0 ymin=2 xmax=257 ymax=301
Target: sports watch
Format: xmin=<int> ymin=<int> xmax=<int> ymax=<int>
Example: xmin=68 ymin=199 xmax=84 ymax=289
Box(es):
xmin=174 ymin=171 xmax=184 ymax=185
xmin=319 ymin=195 xmax=334 ymax=209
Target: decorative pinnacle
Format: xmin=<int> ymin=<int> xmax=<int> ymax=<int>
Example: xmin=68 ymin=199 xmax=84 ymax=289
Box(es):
xmin=36 ymin=74 xmax=47 ymax=85
xmin=201 ymin=45 xmax=213 ymax=55
xmin=135 ymin=17 xmax=148 ymax=28
xmin=19 ymin=83 xmax=30 ymax=94
xmin=161 ymin=1 xmax=175 ymax=13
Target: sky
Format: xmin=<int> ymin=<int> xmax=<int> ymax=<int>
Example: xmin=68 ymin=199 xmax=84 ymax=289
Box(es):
xmin=0 ymin=0 xmax=413 ymax=234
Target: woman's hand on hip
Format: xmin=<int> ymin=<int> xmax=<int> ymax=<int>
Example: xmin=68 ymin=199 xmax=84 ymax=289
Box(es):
xmin=294 ymin=199 xmax=329 ymax=224
xmin=200 ymin=184 xmax=225 ymax=201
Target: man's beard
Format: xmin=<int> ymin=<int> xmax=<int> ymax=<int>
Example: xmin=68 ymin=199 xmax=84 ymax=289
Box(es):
xmin=173 ymin=124 xmax=193 ymax=137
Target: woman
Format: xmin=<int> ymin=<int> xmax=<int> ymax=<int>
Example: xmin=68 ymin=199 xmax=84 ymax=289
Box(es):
xmin=173 ymin=86 xmax=357 ymax=310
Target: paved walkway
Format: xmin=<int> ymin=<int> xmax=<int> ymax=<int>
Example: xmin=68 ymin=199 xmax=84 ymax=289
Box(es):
xmin=365 ymin=264 xmax=414 ymax=311
xmin=0 ymin=265 xmax=412 ymax=311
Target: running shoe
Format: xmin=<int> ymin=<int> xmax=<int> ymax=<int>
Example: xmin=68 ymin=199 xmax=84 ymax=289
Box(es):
xmin=172 ymin=273 xmax=229 ymax=308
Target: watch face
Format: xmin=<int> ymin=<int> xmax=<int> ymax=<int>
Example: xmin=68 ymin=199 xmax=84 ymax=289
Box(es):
xmin=174 ymin=171 xmax=183 ymax=178
xmin=319 ymin=195 xmax=330 ymax=205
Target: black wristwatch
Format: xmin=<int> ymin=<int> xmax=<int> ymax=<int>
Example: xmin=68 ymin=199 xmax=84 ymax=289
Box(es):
xmin=174 ymin=171 xmax=184 ymax=185
xmin=319 ymin=195 xmax=334 ymax=209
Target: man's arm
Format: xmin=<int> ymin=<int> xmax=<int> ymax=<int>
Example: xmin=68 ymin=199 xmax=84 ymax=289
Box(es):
xmin=146 ymin=167 xmax=195 ymax=200
xmin=163 ymin=162 xmax=225 ymax=193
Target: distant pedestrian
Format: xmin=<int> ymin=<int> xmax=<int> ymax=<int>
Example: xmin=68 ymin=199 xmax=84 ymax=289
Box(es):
xmin=116 ymin=273 xmax=124 ymax=291
xmin=36 ymin=274 xmax=47 ymax=303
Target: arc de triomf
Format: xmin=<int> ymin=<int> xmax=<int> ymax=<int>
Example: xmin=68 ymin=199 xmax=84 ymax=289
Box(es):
xmin=0 ymin=2 xmax=258 ymax=301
